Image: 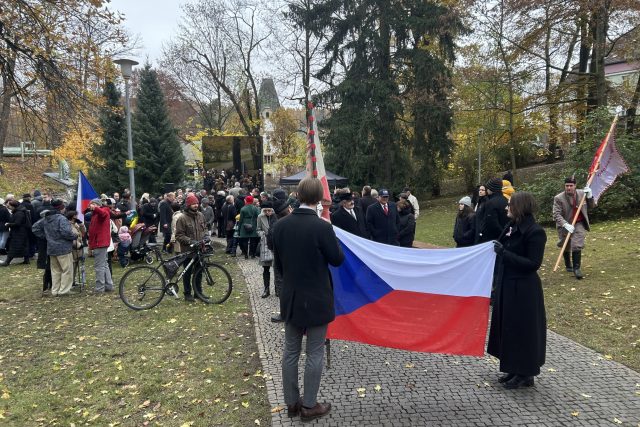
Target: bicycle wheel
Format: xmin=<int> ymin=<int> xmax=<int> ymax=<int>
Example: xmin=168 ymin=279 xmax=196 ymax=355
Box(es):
xmin=119 ymin=266 xmax=166 ymax=310
xmin=193 ymin=261 xmax=232 ymax=304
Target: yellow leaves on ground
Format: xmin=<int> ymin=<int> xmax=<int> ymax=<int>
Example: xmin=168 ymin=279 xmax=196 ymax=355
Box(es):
xmin=271 ymin=406 xmax=284 ymax=413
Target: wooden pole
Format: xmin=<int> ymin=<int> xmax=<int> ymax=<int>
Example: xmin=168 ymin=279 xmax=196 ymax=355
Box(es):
xmin=553 ymin=114 xmax=619 ymax=272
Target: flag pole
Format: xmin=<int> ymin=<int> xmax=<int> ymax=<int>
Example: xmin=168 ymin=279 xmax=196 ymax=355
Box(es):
xmin=553 ymin=114 xmax=619 ymax=272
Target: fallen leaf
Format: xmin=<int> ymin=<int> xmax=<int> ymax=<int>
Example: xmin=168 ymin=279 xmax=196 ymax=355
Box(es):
xmin=571 ymin=411 xmax=579 ymax=417
xmin=167 ymin=318 xmax=177 ymax=323
xmin=241 ymin=401 xmax=249 ymax=408
xmin=254 ymin=420 xmax=260 ymax=425
xmin=271 ymin=405 xmax=284 ymax=413
xmin=580 ymin=393 xmax=591 ymax=398
xmin=374 ymin=384 xmax=382 ymax=392
xmin=613 ymin=418 xmax=622 ymax=424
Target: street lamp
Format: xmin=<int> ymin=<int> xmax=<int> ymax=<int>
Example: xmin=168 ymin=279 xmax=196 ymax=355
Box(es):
xmin=114 ymin=58 xmax=139 ymax=210
xmin=477 ymin=128 xmax=484 ymax=184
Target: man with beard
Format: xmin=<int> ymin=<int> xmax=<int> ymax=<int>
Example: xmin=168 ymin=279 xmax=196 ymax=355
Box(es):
xmin=174 ymin=193 xmax=207 ymax=302
xmin=553 ymin=176 xmax=594 ymax=279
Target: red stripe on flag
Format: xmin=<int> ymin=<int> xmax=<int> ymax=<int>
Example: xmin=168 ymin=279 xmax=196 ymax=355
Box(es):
xmin=327 ymin=290 xmax=490 ymax=356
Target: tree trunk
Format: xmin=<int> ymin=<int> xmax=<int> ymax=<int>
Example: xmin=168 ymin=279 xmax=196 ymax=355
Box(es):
xmin=626 ymin=74 xmax=640 ymax=134
xmin=0 ymin=53 xmax=17 ymax=160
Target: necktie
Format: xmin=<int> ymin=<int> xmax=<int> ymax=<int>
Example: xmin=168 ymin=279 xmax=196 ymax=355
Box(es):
xmin=349 ymin=209 xmax=356 ymax=220
xmin=383 ymin=204 xmax=388 ymax=215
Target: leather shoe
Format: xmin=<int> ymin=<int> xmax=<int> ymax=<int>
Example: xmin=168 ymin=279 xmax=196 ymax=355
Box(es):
xmin=287 ymin=399 xmax=302 ymax=417
xmin=300 ymin=402 xmax=331 ymax=422
xmin=498 ymin=373 xmax=515 ymax=383
xmin=271 ymin=313 xmax=283 ymax=323
xmin=503 ymin=375 xmax=534 ymax=389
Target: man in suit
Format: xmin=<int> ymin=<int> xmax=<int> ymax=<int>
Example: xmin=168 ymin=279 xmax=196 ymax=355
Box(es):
xmin=271 ymin=177 xmax=344 ymax=422
xmin=366 ymin=188 xmax=400 ymax=245
xmin=331 ymin=191 xmax=369 ymax=239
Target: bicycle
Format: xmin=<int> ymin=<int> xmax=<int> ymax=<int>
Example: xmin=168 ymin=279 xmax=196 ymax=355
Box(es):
xmin=118 ymin=238 xmax=233 ymax=310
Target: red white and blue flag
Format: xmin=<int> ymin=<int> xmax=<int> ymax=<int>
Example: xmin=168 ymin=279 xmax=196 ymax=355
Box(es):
xmin=588 ymin=131 xmax=629 ymax=204
xmin=75 ymin=171 xmax=98 ymax=222
xmin=327 ymin=227 xmax=496 ymax=356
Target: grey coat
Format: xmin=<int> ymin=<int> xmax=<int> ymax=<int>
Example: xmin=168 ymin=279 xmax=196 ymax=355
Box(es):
xmin=552 ymin=190 xmax=595 ymax=231
xmin=32 ymin=211 xmax=76 ymax=256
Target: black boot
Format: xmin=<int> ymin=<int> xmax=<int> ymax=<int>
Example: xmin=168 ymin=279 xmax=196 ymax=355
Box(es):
xmin=261 ymin=269 xmax=270 ymax=298
xmin=0 ymin=256 xmax=13 ymax=267
xmin=563 ymin=252 xmax=573 ymax=272
xmin=572 ymin=251 xmax=583 ymax=279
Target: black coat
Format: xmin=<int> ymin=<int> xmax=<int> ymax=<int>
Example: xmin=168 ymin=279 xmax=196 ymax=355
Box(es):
xmin=359 ymin=196 xmax=377 ymax=218
xmin=453 ymin=213 xmax=475 ymax=247
xmin=158 ymin=200 xmax=174 ymax=232
xmin=0 ymin=205 xmax=10 ymax=233
xmin=397 ymin=209 xmax=416 ymax=247
xmin=6 ymin=206 xmax=31 ymax=258
xmin=331 ymin=206 xmax=369 ymax=239
xmin=366 ymin=202 xmax=400 ymax=245
xmin=141 ymin=203 xmax=159 ymax=227
xmin=487 ymin=215 xmax=547 ymax=376
xmin=271 ymin=208 xmax=344 ymax=328
xmin=477 ymin=193 xmax=508 ymax=243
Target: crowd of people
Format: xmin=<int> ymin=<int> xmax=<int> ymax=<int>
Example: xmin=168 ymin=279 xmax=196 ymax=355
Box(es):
xmin=0 ymin=170 xmax=597 ymax=421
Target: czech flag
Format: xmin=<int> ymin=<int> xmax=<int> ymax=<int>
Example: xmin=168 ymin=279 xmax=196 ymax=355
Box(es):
xmin=327 ymin=227 xmax=495 ymax=357
xmin=75 ymin=171 xmax=98 ymax=223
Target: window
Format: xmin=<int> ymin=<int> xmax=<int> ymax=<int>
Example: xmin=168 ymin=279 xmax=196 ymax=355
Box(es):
xmin=264 ymin=155 xmax=273 ymax=164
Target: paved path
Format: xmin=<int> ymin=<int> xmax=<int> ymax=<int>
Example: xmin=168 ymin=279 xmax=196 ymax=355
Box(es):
xmin=234 ymin=255 xmax=640 ymax=426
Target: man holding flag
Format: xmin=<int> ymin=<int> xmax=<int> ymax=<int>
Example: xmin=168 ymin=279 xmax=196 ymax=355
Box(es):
xmin=553 ymin=177 xmax=594 ymax=279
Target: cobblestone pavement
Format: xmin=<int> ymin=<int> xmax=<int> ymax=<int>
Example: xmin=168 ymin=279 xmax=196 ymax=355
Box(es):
xmin=231 ymin=251 xmax=640 ymax=426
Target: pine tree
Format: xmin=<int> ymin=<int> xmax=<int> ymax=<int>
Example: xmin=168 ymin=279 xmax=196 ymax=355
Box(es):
xmin=89 ymin=81 xmax=129 ymax=193
xmin=132 ymin=64 xmax=185 ymax=195
xmin=308 ymin=0 xmax=464 ymax=193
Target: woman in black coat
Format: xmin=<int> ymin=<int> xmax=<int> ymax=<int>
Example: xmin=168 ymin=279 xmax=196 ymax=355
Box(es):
xmin=1 ymin=201 xmax=31 ymax=265
xmin=453 ymin=196 xmax=475 ymax=247
xmin=397 ymin=200 xmax=416 ymax=248
xmin=487 ymin=191 xmax=547 ymax=389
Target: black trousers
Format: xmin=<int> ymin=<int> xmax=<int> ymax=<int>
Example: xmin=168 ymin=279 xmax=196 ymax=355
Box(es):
xmin=182 ymin=257 xmax=202 ymax=296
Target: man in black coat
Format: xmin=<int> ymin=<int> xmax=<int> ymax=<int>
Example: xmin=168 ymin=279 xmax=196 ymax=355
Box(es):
xmin=330 ymin=192 xmax=369 ymax=239
xmin=158 ymin=192 xmax=175 ymax=252
xmin=359 ymin=185 xmax=377 ymax=215
xmin=271 ymin=177 xmax=344 ymax=422
xmin=366 ymin=189 xmax=400 ymax=245
xmin=477 ymin=178 xmax=508 ymax=243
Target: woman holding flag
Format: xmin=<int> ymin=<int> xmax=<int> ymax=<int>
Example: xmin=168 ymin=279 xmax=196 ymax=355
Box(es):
xmin=488 ymin=191 xmax=547 ymax=389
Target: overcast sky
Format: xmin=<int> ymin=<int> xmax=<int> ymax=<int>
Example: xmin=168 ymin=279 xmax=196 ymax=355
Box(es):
xmin=108 ymin=0 xmax=187 ymax=65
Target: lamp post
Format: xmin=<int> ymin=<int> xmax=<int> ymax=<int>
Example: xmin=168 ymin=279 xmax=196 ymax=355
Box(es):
xmin=114 ymin=58 xmax=139 ymax=210
xmin=477 ymin=128 xmax=484 ymax=184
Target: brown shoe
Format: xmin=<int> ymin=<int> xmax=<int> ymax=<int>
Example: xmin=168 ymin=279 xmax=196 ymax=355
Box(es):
xmin=300 ymin=402 xmax=331 ymax=422
xmin=287 ymin=399 xmax=302 ymax=417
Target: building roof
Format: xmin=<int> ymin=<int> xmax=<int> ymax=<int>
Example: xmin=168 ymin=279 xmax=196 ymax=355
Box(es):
xmin=258 ymin=78 xmax=280 ymax=112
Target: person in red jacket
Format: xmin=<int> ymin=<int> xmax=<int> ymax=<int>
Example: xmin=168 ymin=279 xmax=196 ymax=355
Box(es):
xmin=88 ymin=198 xmax=113 ymax=293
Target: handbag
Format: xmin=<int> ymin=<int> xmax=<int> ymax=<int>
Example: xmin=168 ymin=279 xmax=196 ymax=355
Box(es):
xmin=259 ymin=236 xmax=273 ymax=263
xmin=243 ymin=223 xmax=254 ymax=233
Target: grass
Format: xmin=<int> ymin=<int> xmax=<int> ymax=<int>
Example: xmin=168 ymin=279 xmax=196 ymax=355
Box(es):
xmin=416 ymin=195 xmax=640 ymax=373
xmin=0 ymin=158 xmax=66 ymax=196
xmin=0 ymin=250 xmax=271 ymax=426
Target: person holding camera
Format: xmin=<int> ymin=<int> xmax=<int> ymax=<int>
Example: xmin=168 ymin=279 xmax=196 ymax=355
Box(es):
xmin=88 ymin=198 xmax=114 ymax=293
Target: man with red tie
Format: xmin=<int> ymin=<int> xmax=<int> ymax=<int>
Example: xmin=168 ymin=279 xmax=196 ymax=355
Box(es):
xmin=365 ymin=188 xmax=399 ymax=245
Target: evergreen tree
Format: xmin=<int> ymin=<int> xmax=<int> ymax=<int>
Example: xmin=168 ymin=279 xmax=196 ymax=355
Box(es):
xmin=89 ymin=81 xmax=129 ymax=193
xmin=308 ymin=0 xmax=464 ymax=193
xmin=132 ymin=64 xmax=185 ymax=194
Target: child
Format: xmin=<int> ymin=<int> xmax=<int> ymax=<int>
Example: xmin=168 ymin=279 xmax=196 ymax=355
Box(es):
xmin=117 ymin=225 xmax=132 ymax=267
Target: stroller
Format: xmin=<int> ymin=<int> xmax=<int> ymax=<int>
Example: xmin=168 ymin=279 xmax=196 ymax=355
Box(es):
xmin=119 ymin=223 xmax=157 ymax=266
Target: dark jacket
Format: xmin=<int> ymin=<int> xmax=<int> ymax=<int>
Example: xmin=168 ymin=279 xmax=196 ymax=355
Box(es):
xmin=31 ymin=211 xmax=76 ymax=256
xmin=221 ymin=202 xmax=236 ymax=229
xmin=453 ymin=213 xmax=475 ymax=247
xmin=477 ymin=192 xmax=508 ymax=243
xmin=397 ymin=208 xmax=416 ymax=248
xmin=487 ymin=215 xmax=547 ymax=377
xmin=271 ymin=208 xmax=344 ymax=327
xmin=174 ymin=208 xmax=207 ymax=253
xmin=331 ymin=206 xmax=369 ymax=239
xmin=0 ymin=205 xmax=10 ymax=233
xmin=366 ymin=202 xmax=400 ymax=245
xmin=238 ymin=204 xmax=260 ymax=238
xmin=359 ymin=195 xmax=377 ymax=217
xmin=158 ymin=199 xmax=174 ymax=232
xmin=141 ymin=202 xmax=159 ymax=227
xmin=5 ymin=206 xmax=31 ymax=258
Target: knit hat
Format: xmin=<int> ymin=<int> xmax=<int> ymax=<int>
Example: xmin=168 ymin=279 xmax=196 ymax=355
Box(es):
xmin=90 ymin=198 xmax=102 ymax=206
xmin=51 ymin=199 xmax=65 ymax=210
xmin=458 ymin=196 xmax=472 ymax=207
xmin=245 ymin=195 xmax=254 ymax=205
xmin=272 ymin=188 xmax=287 ymax=201
xmin=185 ymin=192 xmax=199 ymax=206
xmin=485 ymin=178 xmax=503 ymax=193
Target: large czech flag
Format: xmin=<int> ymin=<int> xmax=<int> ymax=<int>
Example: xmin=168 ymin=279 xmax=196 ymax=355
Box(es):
xmin=75 ymin=171 xmax=99 ymax=223
xmin=327 ymin=227 xmax=495 ymax=356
